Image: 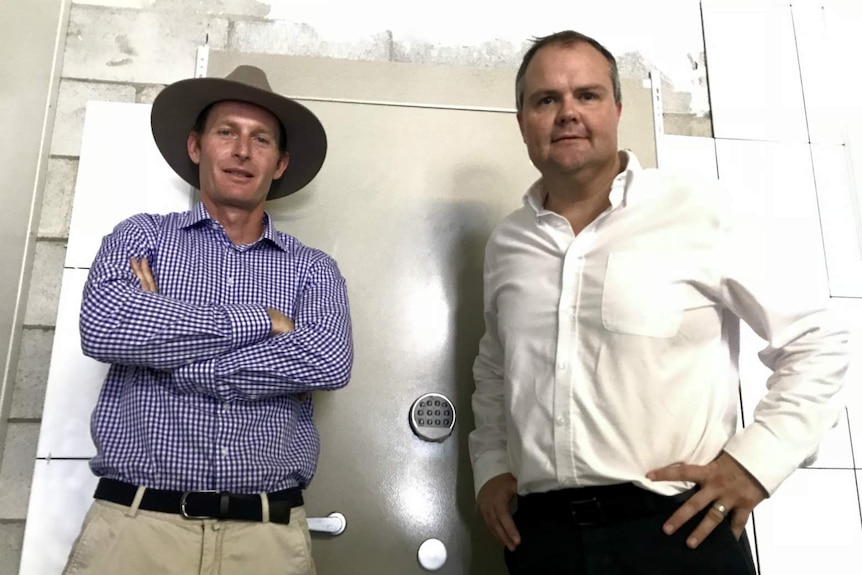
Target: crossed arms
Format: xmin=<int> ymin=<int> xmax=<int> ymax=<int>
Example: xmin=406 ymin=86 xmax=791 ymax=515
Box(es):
xmin=80 ymin=215 xmax=354 ymax=403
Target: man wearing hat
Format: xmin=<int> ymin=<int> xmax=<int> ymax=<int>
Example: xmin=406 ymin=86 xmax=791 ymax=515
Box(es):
xmin=62 ymin=66 xmax=353 ymax=575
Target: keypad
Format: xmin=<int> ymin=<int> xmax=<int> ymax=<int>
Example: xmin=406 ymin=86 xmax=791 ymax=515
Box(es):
xmin=415 ymin=398 xmax=453 ymax=428
xmin=410 ymin=393 xmax=456 ymax=442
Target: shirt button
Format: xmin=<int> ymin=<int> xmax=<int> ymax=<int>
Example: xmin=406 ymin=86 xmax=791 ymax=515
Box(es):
xmin=556 ymin=415 xmax=567 ymax=426
xmin=221 ymin=447 xmax=228 ymax=457
xmin=558 ymin=363 xmax=568 ymax=371
xmin=226 ymin=277 xmax=234 ymax=286
xmin=223 ymin=402 xmax=231 ymax=411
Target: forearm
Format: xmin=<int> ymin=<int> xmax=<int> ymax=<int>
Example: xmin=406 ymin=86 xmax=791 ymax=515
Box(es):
xmin=716 ymin=204 xmax=851 ymax=493
xmin=80 ymin=278 xmax=271 ymax=369
xmin=172 ymin=317 xmax=353 ymax=400
xmin=724 ymin=310 xmax=848 ymax=494
xmin=80 ymin=215 xmax=273 ymax=369
xmin=469 ymin=331 xmax=511 ymax=496
xmin=470 ymin=432 xmax=511 ymax=498
xmin=172 ymin=257 xmax=354 ymax=400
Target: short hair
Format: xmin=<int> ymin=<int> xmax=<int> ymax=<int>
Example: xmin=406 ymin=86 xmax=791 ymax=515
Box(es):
xmin=515 ymin=30 xmax=622 ymax=113
xmin=191 ymin=101 xmax=288 ymax=153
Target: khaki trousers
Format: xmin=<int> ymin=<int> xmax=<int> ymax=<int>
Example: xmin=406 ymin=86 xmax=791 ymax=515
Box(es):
xmin=63 ymin=497 xmax=317 ymax=575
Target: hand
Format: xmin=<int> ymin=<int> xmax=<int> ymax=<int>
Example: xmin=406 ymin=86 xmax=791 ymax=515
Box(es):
xmin=477 ymin=472 xmax=521 ymax=551
xmin=130 ymin=257 xmax=157 ymax=293
xmin=646 ymin=452 xmax=768 ymax=549
xmin=266 ymin=308 xmax=295 ymax=335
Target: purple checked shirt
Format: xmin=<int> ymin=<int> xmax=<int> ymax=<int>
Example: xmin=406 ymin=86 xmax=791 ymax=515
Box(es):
xmin=80 ymin=202 xmax=353 ymax=493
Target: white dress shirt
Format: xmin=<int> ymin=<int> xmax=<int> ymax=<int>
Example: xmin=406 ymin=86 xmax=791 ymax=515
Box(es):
xmin=469 ymin=151 xmax=849 ymax=498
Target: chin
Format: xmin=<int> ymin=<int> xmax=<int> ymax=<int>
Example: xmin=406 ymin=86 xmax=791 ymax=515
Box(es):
xmin=206 ymin=191 xmax=267 ymax=209
xmin=549 ymin=158 xmax=588 ymax=173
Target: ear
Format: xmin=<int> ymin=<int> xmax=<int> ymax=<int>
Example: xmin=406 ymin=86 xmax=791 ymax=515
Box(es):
xmin=272 ymin=152 xmax=290 ymax=180
xmin=615 ymin=101 xmax=622 ymax=119
xmin=187 ymin=132 xmax=202 ymax=165
xmin=516 ymin=112 xmax=527 ymax=144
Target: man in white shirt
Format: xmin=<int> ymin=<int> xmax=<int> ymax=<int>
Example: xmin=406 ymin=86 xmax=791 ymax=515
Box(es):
xmin=469 ymin=30 xmax=849 ymax=574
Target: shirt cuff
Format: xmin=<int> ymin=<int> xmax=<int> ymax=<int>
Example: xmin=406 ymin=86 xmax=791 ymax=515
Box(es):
xmin=723 ymin=424 xmax=799 ymax=496
xmin=472 ymin=451 xmax=511 ymax=498
xmin=222 ymin=304 xmax=271 ymax=350
xmin=173 ymin=359 xmax=217 ymax=397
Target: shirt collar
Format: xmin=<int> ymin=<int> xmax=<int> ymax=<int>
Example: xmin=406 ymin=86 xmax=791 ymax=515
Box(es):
xmin=180 ymin=202 xmax=288 ymax=252
xmin=180 ymin=201 xmax=214 ymax=229
xmin=259 ymin=212 xmax=288 ymax=252
xmin=523 ymin=149 xmax=643 ymax=215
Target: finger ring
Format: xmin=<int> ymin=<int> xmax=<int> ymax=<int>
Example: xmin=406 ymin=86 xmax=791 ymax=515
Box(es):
xmin=711 ymin=502 xmax=729 ymax=517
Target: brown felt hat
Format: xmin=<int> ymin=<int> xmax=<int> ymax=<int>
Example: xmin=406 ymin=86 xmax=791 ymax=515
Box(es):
xmin=150 ymin=65 xmax=327 ymax=200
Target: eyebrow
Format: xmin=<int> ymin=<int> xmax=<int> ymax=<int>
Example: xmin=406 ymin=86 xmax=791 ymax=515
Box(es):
xmin=529 ymin=84 xmax=610 ymax=100
xmin=574 ymin=84 xmax=609 ymax=94
xmin=214 ymin=118 xmax=278 ymax=136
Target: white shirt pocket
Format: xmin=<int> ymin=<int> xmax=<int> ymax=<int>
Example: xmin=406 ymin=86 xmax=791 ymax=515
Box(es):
xmin=601 ymin=251 xmax=684 ymax=338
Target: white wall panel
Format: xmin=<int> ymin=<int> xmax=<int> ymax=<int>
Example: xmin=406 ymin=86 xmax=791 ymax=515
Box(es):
xmin=36 ymin=269 xmax=105 ymax=458
xmin=66 ymin=101 xmax=191 ymax=269
xmin=702 ymin=1 xmax=808 ymax=143
xmin=812 ymin=144 xmax=862 ymax=297
xmin=821 ymin=2 xmax=862 ymax=300
xmin=18 ymin=460 xmax=97 ymax=575
xmin=832 ymin=298 xmax=862 ymax=468
xmin=792 ymin=4 xmax=842 ymax=145
xmin=752 ymin=469 xmax=862 ymax=574
xmin=823 ymin=1 xmax=862 ymax=145
xmin=714 ymin=139 xmax=828 ymax=299
xmin=659 ymin=135 xmax=717 ymax=180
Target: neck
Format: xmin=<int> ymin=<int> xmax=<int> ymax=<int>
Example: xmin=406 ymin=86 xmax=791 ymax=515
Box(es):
xmin=543 ymin=152 xmax=625 ymax=235
xmin=201 ymin=199 xmax=266 ymax=245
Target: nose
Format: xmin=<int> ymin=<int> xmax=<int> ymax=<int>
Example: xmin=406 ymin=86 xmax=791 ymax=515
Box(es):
xmin=232 ymin=134 xmax=251 ymax=159
xmin=556 ymin=94 xmax=580 ymax=125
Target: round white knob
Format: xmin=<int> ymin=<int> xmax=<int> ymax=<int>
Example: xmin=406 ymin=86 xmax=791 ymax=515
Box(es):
xmin=417 ymin=538 xmax=447 ymax=571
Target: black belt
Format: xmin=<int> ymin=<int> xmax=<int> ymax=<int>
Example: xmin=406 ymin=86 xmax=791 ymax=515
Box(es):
xmin=94 ymin=478 xmax=303 ymax=524
xmin=517 ymin=483 xmax=695 ymax=527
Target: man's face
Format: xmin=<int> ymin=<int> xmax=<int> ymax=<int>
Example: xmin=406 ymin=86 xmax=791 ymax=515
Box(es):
xmin=517 ymin=42 xmax=622 ymax=178
xmin=187 ymin=101 xmax=289 ymax=210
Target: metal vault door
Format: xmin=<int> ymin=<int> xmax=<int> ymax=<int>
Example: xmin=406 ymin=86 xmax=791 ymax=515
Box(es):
xmin=208 ymin=52 xmax=657 ymax=574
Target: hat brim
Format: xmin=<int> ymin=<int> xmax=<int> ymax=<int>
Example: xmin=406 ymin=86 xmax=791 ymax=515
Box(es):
xmin=150 ymin=77 xmax=327 ymax=200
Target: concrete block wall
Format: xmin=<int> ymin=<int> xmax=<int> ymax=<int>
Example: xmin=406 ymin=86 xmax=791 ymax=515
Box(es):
xmin=0 ymin=1 xmax=709 ymax=571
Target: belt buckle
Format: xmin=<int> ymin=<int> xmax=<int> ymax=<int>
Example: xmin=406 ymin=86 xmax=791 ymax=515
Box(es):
xmin=180 ymin=490 xmax=220 ymax=520
xmin=569 ymin=497 xmax=604 ymax=526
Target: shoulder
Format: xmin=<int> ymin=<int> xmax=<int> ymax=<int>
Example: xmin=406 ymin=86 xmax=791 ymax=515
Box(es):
xmin=102 ymin=211 xmax=201 ymax=253
xmin=640 ymin=167 xmax=722 ymax=199
xmin=274 ymin=231 xmax=341 ymax=270
xmin=636 ymin=168 xmax=732 ymax=221
xmin=488 ymin=205 xmax=534 ymax=245
xmin=111 ymin=210 xmax=190 ymax=234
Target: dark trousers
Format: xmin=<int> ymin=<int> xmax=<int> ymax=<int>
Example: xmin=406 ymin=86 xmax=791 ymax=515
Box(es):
xmin=504 ymin=484 xmax=756 ymax=575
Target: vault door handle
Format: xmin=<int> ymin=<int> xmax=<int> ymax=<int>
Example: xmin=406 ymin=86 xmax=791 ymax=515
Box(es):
xmin=307 ymin=512 xmax=347 ymax=535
